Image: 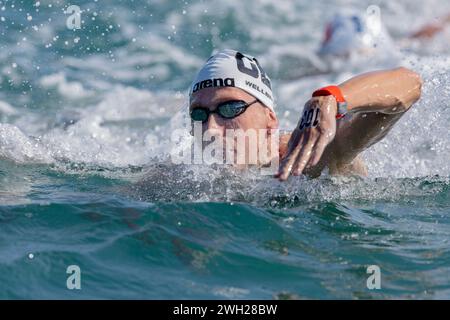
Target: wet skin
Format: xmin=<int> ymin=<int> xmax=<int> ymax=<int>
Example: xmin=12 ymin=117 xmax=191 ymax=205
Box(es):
xmin=190 ymin=67 xmax=422 ymax=180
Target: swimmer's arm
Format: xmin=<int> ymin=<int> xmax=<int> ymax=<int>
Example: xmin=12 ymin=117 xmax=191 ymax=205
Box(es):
xmin=276 ymin=67 xmax=422 ymax=180
xmin=410 ymin=13 xmax=450 ymax=39
xmin=339 ymin=67 xmax=423 ymax=115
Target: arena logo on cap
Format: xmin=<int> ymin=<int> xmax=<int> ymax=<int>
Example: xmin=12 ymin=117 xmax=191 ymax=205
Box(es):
xmin=192 ymin=77 xmax=235 ymax=93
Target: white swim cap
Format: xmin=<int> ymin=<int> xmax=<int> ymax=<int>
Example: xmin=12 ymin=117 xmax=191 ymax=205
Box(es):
xmin=189 ymin=49 xmax=275 ymax=111
xmin=318 ymin=9 xmax=393 ymax=57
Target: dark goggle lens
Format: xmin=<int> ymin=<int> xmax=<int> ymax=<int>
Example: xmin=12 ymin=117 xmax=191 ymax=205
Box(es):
xmin=217 ymin=100 xmax=246 ymax=118
xmin=190 ymin=108 xmax=209 ymax=122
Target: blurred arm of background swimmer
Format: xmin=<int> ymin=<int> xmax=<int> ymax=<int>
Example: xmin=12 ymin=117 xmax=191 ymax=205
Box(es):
xmin=410 ymin=13 xmax=450 ymax=39
xmin=277 ymin=67 xmax=423 ymax=180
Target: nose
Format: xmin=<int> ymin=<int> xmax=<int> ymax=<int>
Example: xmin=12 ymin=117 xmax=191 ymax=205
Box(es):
xmin=205 ymin=113 xmax=225 ymax=133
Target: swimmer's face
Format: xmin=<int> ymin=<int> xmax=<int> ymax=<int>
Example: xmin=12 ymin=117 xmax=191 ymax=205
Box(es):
xmin=189 ymin=87 xmax=278 ymax=133
xmin=189 ymin=87 xmax=279 ymax=166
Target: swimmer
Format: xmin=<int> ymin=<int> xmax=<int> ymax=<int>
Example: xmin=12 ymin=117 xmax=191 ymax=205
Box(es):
xmin=188 ymin=49 xmax=422 ymax=180
xmin=273 ymin=10 xmax=447 ymax=79
xmin=319 ymin=11 xmax=450 ymax=59
xmin=318 ymin=10 xmax=394 ymax=59
xmin=410 ymin=13 xmax=450 ymax=39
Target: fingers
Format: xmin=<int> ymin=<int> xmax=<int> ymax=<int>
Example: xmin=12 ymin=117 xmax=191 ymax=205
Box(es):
xmin=292 ymin=131 xmax=319 ymax=176
xmin=275 ymin=133 xmax=305 ymax=180
xmin=275 ymin=96 xmax=337 ymax=181
xmin=276 ymin=129 xmax=330 ymax=180
xmin=306 ymin=134 xmax=330 ymax=169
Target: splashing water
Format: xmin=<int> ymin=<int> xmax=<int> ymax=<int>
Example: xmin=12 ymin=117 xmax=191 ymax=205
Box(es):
xmin=0 ymin=0 xmax=450 ymax=299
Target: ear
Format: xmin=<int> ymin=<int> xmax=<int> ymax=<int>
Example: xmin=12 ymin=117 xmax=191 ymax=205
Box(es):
xmin=266 ymin=108 xmax=278 ymax=130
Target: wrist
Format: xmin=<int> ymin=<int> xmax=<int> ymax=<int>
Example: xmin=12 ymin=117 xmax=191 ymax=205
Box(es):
xmin=312 ymin=85 xmax=347 ymax=119
xmin=314 ymin=95 xmax=338 ymax=114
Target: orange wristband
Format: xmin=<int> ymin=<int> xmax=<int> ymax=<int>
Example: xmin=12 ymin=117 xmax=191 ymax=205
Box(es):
xmin=312 ymin=85 xmax=347 ymax=119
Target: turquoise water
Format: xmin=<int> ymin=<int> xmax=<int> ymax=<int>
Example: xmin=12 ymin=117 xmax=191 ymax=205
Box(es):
xmin=1 ymin=0 xmax=450 ymax=299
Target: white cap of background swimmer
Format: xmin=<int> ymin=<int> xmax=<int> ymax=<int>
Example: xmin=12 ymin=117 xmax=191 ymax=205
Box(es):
xmin=318 ymin=7 xmax=393 ymax=57
xmin=189 ymin=49 xmax=275 ymax=111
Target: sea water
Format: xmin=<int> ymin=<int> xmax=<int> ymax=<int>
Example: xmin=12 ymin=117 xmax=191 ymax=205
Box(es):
xmin=0 ymin=0 xmax=449 ymax=299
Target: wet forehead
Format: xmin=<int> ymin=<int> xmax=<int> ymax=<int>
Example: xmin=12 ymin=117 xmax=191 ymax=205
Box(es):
xmin=189 ymin=87 xmax=255 ymax=110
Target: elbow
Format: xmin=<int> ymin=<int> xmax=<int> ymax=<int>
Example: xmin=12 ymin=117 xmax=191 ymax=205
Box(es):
xmin=395 ymin=67 xmax=423 ymax=111
xmin=407 ymin=68 xmax=423 ymax=104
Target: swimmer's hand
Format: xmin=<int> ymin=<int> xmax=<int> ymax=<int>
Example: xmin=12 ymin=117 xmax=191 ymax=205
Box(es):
xmin=276 ymin=95 xmax=337 ymax=181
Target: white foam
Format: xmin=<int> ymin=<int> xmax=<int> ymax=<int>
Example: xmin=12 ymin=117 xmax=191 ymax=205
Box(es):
xmin=364 ymin=59 xmax=450 ymax=178
xmin=0 ymin=0 xmax=449 ymax=185
xmin=0 ymin=85 xmax=187 ymax=168
xmin=0 ymin=101 xmax=17 ymax=116
xmin=40 ymin=73 xmax=94 ymax=99
xmin=0 ymin=123 xmax=52 ymax=163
